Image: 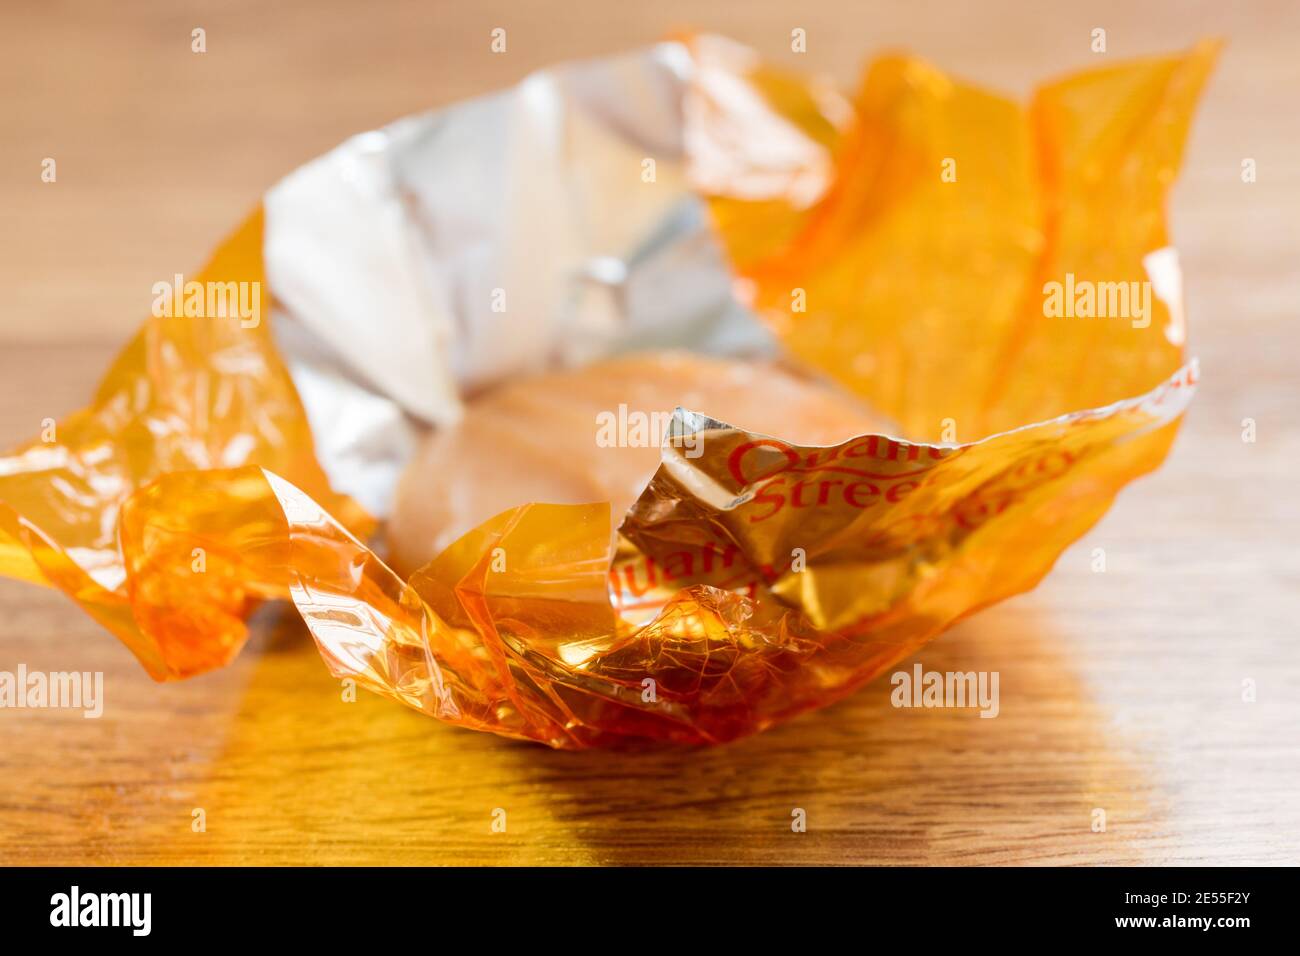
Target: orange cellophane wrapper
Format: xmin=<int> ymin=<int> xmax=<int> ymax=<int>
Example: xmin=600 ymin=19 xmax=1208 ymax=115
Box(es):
xmin=0 ymin=41 xmax=1217 ymax=747
xmin=0 ymin=212 xmax=371 ymax=680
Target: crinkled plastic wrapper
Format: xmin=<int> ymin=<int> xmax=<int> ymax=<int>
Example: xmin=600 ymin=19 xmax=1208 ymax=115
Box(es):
xmin=0 ymin=36 xmax=1218 ymax=747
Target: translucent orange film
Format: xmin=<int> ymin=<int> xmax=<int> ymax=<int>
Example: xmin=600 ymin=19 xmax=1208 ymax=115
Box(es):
xmin=720 ymin=41 xmax=1220 ymax=439
xmin=0 ymin=212 xmax=370 ymax=680
xmin=0 ymin=41 xmax=1216 ymax=747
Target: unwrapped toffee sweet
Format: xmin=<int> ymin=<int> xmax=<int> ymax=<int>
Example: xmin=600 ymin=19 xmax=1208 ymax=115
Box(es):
xmin=387 ymin=352 xmax=884 ymax=575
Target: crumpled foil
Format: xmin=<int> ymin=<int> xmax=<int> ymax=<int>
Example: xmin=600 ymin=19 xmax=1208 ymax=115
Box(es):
xmin=265 ymin=37 xmax=786 ymax=517
xmin=0 ymin=37 xmax=1218 ymax=746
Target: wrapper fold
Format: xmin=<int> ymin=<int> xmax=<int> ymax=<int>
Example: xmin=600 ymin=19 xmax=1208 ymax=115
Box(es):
xmin=0 ymin=38 xmax=1217 ymax=746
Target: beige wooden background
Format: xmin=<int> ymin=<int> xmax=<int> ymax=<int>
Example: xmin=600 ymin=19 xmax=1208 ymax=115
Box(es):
xmin=1 ymin=0 xmax=1297 ymax=864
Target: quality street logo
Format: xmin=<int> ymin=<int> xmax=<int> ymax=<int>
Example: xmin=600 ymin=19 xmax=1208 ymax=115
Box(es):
xmin=152 ymin=273 xmax=261 ymax=328
xmin=891 ymin=663 xmax=999 ymax=718
xmin=0 ymin=664 xmax=103 ymax=718
xmin=50 ymin=886 xmax=151 ymax=936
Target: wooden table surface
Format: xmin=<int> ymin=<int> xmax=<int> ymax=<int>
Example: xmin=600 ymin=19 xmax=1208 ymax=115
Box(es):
xmin=2 ymin=0 xmax=1297 ymax=865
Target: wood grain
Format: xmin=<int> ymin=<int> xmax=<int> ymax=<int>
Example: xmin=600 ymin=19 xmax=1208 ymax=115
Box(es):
xmin=1 ymin=0 xmax=1298 ymax=865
